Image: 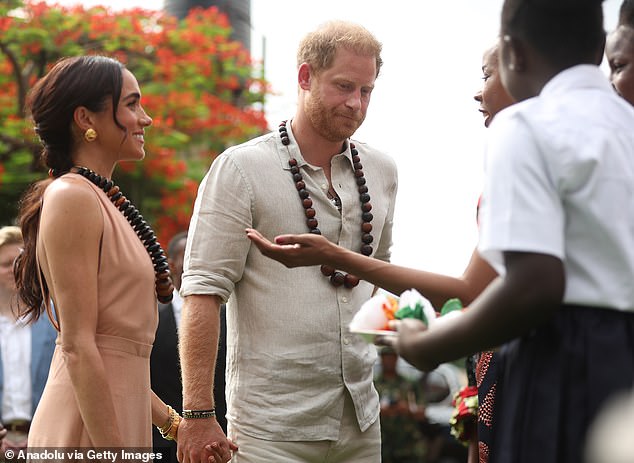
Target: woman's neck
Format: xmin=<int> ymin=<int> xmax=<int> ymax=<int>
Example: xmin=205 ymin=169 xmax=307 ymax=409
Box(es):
xmin=72 ymin=151 xmax=116 ymax=179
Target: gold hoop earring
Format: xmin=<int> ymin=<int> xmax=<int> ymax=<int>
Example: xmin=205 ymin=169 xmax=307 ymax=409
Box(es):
xmin=84 ymin=128 xmax=97 ymax=142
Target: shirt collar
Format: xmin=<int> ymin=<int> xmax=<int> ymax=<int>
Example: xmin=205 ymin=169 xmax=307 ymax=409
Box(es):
xmin=540 ymin=64 xmax=612 ymax=98
xmin=277 ymin=119 xmax=355 ymax=171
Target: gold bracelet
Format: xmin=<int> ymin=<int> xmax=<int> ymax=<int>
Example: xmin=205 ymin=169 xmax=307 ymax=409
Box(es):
xmin=164 ymin=413 xmax=181 ymax=441
xmin=158 ymin=405 xmax=181 ymax=441
xmin=158 ymin=405 xmax=174 ymax=434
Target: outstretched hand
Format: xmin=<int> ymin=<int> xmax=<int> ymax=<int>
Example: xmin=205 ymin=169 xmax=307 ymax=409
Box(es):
xmin=245 ymin=228 xmax=334 ymax=268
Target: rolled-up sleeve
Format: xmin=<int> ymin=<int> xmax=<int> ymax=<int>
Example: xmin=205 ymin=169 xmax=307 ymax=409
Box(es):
xmin=181 ymin=153 xmax=253 ymax=301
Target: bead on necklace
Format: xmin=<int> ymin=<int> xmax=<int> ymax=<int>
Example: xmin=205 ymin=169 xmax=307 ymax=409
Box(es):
xmin=279 ymin=120 xmax=374 ymax=289
xmin=72 ymin=166 xmax=174 ymax=303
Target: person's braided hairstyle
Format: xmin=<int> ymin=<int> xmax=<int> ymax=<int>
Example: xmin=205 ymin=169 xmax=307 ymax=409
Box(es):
xmin=501 ymin=0 xmax=606 ymax=69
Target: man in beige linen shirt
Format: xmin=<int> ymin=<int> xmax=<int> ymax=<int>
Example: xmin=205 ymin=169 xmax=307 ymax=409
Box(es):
xmin=177 ymin=20 xmax=398 ymax=463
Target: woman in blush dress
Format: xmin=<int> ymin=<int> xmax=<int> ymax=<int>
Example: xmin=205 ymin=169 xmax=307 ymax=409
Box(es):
xmin=13 ymin=55 xmax=186 ymax=453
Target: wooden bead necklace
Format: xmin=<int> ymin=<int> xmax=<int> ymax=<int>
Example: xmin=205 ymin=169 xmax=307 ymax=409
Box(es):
xmin=279 ymin=120 xmax=374 ymax=289
xmin=72 ymin=166 xmax=174 ymax=303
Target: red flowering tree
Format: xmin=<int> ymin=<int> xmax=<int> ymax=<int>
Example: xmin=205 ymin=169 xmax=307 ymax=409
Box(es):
xmin=0 ymin=0 xmax=269 ymax=244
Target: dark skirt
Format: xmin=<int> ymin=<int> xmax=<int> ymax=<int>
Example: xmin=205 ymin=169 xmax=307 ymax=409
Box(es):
xmin=490 ymin=305 xmax=634 ymax=463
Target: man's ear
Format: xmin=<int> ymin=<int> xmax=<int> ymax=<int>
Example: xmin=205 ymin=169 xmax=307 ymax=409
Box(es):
xmin=298 ymin=63 xmax=312 ymax=90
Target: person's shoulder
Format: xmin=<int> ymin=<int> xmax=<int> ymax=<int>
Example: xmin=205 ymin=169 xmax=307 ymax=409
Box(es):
xmin=487 ymin=101 xmax=536 ymax=141
xmin=208 ymin=130 xmax=284 ymax=183
xmin=600 ymin=91 xmax=634 ymax=131
xmin=496 ymin=97 xmax=535 ymax=124
xmin=351 ymin=139 xmax=388 ymax=156
xmin=220 ymin=130 xmax=277 ymax=161
xmin=41 ymin=174 xmax=103 ymax=232
xmin=351 ymin=139 xmax=397 ymax=169
xmin=44 ymin=173 xmax=101 ymax=206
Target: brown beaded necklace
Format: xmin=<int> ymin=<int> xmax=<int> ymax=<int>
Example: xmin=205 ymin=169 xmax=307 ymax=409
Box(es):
xmin=279 ymin=120 xmax=374 ymax=289
xmin=72 ymin=166 xmax=174 ymax=303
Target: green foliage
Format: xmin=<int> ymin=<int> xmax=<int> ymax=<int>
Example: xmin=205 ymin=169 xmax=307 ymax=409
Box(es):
xmin=0 ymin=0 xmax=270 ymax=243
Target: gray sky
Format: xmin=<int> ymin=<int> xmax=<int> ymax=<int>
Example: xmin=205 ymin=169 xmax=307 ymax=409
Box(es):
xmin=58 ymin=0 xmax=624 ymax=277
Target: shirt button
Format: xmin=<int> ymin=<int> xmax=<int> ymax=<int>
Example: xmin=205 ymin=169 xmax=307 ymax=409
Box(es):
xmin=321 ymin=183 xmax=328 ymax=190
xmin=343 ymin=337 xmax=350 ymax=345
xmin=341 ymin=296 xmax=348 ymax=303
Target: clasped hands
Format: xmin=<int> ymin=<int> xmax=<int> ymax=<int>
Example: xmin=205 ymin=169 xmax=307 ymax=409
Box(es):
xmin=177 ymin=418 xmax=238 ymax=463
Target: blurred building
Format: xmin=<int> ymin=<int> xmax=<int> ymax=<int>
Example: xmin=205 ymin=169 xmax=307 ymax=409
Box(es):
xmin=163 ymin=0 xmax=251 ymax=51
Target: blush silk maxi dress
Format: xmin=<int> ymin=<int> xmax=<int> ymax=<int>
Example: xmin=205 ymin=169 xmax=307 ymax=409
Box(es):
xmin=28 ymin=173 xmax=158 ymax=447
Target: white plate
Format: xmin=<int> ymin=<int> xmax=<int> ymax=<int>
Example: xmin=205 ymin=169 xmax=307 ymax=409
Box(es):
xmin=350 ymin=328 xmax=398 ymax=343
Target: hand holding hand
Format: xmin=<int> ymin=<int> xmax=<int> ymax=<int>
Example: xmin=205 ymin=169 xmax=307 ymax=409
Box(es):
xmin=177 ymin=418 xmax=238 ymax=463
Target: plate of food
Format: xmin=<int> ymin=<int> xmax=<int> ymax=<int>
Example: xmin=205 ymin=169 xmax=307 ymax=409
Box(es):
xmin=348 ymin=291 xmax=407 ymax=343
xmin=349 ymin=289 xmax=464 ymax=344
xmin=349 ymin=328 xmax=398 ymax=343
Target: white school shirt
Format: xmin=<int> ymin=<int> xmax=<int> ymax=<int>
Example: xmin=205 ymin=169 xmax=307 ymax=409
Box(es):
xmin=478 ymin=65 xmax=634 ymax=311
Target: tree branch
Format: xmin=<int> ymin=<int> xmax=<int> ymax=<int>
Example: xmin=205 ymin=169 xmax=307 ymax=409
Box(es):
xmin=0 ymin=41 xmax=27 ymax=118
xmin=0 ymin=133 xmax=41 ymax=156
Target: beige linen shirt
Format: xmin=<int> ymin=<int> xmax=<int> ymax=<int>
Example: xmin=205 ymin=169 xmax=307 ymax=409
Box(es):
xmin=181 ymin=122 xmax=398 ymax=440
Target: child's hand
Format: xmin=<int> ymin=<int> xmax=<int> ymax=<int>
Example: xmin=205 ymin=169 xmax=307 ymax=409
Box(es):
xmin=377 ymin=318 xmax=439 ymax=372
